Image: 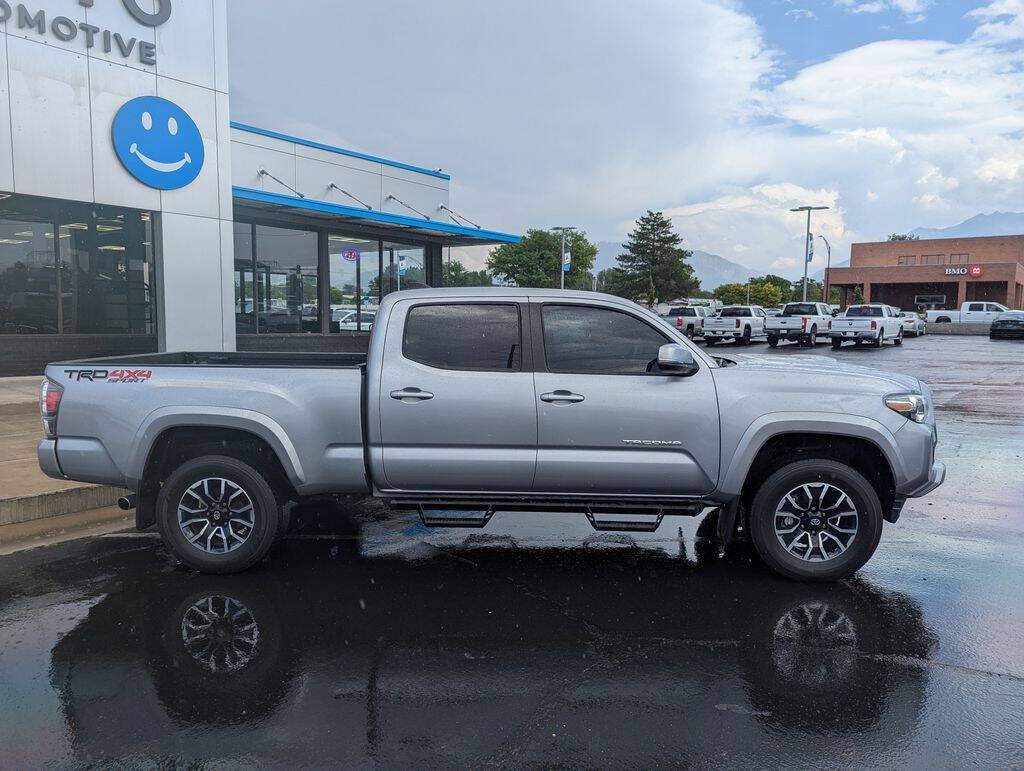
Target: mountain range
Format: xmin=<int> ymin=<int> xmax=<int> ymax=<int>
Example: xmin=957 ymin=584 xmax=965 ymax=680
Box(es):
xmin=910 ymin=211 xmax=1024 ymax=239
xmin=595 ymin=241 xmax=764 ymax=293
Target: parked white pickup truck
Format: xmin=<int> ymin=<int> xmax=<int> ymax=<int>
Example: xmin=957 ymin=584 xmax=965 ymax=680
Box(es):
xmin=926 ymin=302 xmax=1009 ymax=324
xmin=701 ymin=306 xmax=767 ymax=345
xmin=830 ymin=304 xmax=905 ymax=349
xmin=765 ymin=302 xmax=833 ymax=348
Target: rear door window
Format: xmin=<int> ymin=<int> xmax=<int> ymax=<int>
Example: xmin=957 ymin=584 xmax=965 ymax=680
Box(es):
xmin=403 ymin=303 xmax=522 ymax=371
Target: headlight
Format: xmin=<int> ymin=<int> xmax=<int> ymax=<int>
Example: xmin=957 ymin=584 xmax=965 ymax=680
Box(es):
xmin=885 ymin=393 xmax=927 ymax=423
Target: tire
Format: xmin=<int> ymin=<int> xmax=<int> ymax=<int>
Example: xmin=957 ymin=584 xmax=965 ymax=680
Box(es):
xmin=872 ymin=332 xmax=882 ymax=348
xmin=936 ymin=317 xmax=951 ymax=324
xmin=156 ymin=455 xmax=281 ymax=574
xmin=748 ymin=459 xmax=884 ymax=582
xmin=767 ymin=336 xmax=779 ymax=348
xmin=894 ymin=329 xmax=903 ymax=346
xmin=705 ymin=338 xmax=717 ymax=346
xmin=808 ymin=326 xmax=817 ymax=346
xmin=685 ymin=326 xmax=695 ymax=340
xmin=831 ymin=338 xmax=842 ymax=350
xmin=738 ymin=326 xmax=752 ymax=346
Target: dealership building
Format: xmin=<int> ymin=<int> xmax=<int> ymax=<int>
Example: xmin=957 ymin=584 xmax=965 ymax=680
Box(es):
xmin=828 ymin=235 xmax=1024 ymax=312
xmin=0 ymin=0 xmax=519 ymax=376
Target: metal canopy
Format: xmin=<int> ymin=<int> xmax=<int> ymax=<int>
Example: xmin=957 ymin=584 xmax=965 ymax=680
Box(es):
xmin=232 ymin=186 xmax=520 ymax=247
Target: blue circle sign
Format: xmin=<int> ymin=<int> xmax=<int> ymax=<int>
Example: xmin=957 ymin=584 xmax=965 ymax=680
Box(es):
xmin=112 ymin=96 xmax=204 ymax=190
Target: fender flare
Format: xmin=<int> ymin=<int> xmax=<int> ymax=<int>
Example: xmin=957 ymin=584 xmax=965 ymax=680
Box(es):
xmin=126 ymin=406 xmax=305 ymax=489
xmin=717 ymin=412 xmax=906 ymax=497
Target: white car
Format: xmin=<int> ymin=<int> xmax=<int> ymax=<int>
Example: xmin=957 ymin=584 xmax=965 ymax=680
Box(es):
xmin=765 ymin=302 xmax=833 ymax=347
xmin=926 ymin=302 xmax=1009 ymax=324
xmin=898 ymin=311 xmax=926 ymax=336
xmin=332 ymin=309 xmax=376 ymax=331
xmin=701 ymin=306 xmax=767 ymax=345
xmin=829 ymin=304 xmax=904 ymax=348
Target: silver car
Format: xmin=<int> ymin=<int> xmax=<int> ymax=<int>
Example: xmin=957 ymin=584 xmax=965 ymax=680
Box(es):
xmin=898 ymin=311 xmax=927 ymax=336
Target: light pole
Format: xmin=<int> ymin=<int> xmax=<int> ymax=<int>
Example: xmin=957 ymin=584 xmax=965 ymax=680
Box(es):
xmin=818 ymin=234 xmax=832 ymax=305
xmin=790 ymin=205 xmax=829 ymax=301
xmin=551 ymin=226 xmax=574 ymax=290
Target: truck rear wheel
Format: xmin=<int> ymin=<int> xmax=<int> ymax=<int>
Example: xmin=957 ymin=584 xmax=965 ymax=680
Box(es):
xmin=767 ymin=336 xmax=779 ymax=348
xmin=748 ymin=459 xmax=883 ymax=582
xmin=831 ymin=338 xmax=842 ymax=350
xmin=156 ymin=455 xmax=281 ymax=574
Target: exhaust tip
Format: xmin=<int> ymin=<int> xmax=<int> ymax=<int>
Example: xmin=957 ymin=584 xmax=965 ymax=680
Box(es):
xmin=117 ymin=495 xmax=137 ymax=511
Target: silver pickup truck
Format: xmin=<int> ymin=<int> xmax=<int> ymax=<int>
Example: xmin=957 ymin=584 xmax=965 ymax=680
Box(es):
xmin=37 ymin=288 xmax=945 ymax=581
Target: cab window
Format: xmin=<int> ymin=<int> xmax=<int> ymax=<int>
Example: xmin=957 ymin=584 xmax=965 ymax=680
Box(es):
xmin=542 ymin=305 xmax=669 ymax=375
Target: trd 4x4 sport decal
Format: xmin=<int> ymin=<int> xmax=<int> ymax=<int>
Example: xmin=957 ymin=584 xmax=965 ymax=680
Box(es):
xmin=64 ymin=369 xmax=153 ymax=383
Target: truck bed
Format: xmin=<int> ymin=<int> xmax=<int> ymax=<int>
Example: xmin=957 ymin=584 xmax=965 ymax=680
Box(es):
xmin=53 ymin=351 xmax=367 ymax=369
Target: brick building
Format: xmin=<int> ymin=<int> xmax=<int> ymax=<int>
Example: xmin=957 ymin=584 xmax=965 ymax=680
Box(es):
xmin=828 ymin=235 xmax=1024 ymax=311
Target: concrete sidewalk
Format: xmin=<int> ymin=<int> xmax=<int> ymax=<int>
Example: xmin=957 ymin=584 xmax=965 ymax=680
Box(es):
xmin=0 ymin=377 xmax=125 ymax=526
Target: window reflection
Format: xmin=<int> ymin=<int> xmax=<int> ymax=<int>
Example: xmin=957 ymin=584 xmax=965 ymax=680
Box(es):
xmin=328 ymin=235 xmax=379 ymax=332
xmin=383 ymin=242 xmax=426 ymax=294
xmin=0 ymin=194 xmax=154 ymax=335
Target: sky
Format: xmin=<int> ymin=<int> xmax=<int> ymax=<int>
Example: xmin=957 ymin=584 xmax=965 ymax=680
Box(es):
xmin=226 ymin=0 xmax=1024 ymax=276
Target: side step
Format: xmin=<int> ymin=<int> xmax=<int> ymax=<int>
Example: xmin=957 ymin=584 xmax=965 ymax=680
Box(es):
xmin=585 ymin=510 xmax=663 ymax=532
xmin=417 ymin=505 xmax=495 ymax=529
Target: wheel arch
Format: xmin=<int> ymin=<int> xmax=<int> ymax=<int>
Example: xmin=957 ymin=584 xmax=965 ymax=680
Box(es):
xmin=719 ymin=416 xmax=902 ymax=518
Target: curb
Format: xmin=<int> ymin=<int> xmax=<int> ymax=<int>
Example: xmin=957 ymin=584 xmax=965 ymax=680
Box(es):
xmin=0 ymin=485 xmax=127 ymax=527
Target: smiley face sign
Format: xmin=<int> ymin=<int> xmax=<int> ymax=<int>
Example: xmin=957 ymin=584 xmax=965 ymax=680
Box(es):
xmin=112 ymin=96 xmax=204 ymax=190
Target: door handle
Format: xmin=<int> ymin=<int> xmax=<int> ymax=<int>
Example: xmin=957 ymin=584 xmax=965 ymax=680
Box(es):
xmin=390 ymin=387 xmax=434 ymax=402
xmin=540 ymin=390 xmax=585 ymax=404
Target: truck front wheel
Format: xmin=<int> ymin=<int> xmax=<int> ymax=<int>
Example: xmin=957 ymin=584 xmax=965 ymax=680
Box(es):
xmin=748 ymin=459 xmax=883 ymax=582
xmin=156 ymin=455 xmax=281 ymax=574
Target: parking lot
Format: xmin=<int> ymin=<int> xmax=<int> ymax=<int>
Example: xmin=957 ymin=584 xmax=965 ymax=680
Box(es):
xmin=1 ymin=334 xmax=1022 ymax=767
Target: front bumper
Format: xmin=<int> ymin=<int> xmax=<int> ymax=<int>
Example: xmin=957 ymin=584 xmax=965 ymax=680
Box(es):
xmin=907 ymin=460 xmax=946 ymax=497
xmin=990 ymin=327 xmax=1024 ymax=339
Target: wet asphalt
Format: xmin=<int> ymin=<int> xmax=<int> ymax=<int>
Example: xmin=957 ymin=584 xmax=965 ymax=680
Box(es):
xmin=1 ymin=334 xmax=1022 ymax=768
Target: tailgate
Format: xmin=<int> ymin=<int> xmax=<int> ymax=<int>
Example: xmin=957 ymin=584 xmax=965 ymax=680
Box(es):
xmin=766 ymin=318 xmax=803 ymax=331
xmin=834 ymin=318 xmax=871 ymax=330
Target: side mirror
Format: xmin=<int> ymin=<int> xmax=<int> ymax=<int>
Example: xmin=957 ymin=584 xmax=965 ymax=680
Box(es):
xmin=658 ymin=343 xmax=699 ymax=376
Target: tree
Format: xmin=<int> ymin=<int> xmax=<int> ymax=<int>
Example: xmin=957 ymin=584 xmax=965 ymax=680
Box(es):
xmin=612 ymin=211 xmax=700 ymax=305
xmin=443 ymin=259 xmax=493 ymax=287
xmin=750 ymin=274 xmax=794 ymax=305
xmin=887 ymin=233 xmax=919 ymax=241
xmin=487 ymin=229 xmax=596 ymax=288
xmin=713 ymin=282 xmax=781 ymax=307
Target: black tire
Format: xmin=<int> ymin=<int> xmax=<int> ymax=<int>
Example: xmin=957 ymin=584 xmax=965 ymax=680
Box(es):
xmin=705 ymin=338 xmax=717 ymax=346
xmin=738 ymin=326 xmax=752 ymax=345
xmin=872 ymin=332 xmax=882 ymax=348
xmin=156 ymin=455 xmax=281 ymax=574
xmin=767 ymin=336 xmax=779 ymax=348
xmin=748 ymin=459 xmax=884 ymax=582
xmin=685 ymin=326 xmax=695 ymax=340
xmin=831 ymin=338 xmax=842 ymax=350
xmin=807 ymin=326 xmax=818 ymax=346
xmin=894 ymin=329 xmax=903 ymax=346
xmin=935 ymin=317 xmax=951 ymax=324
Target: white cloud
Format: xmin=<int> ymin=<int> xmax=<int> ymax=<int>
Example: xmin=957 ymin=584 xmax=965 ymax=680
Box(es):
xmin=968 ymin=0 xmax=1024 ymax=42
xmin=785 ymin=8 xmax=817 ymax=21
xmin=866 ymin=191 xmax=880 ymax=201
xmin=833 ymin=0 xmax=931 ymax=19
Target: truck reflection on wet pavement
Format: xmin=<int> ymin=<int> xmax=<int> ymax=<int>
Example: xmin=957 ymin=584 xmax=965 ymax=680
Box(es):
xmin=2 ymin=511 xmax=1012 ymax=769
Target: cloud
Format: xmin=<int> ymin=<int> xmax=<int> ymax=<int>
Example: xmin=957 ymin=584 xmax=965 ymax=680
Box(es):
xmin=968 ymin=0 xmax=1024 ymax=42
xmin=785 ymin=8 xmax=816 ymax=21
xmin=833 ymin=0 xmax=931 ymax=20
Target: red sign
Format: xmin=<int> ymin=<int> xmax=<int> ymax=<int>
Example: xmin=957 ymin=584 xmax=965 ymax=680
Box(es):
xmin=968 ymin=264 xmax=984 ymax=277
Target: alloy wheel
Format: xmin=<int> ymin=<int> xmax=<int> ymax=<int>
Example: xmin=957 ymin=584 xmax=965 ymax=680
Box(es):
xmin=773 ymin=482 xmax=859 ymax=562
xmin=178 ymin=477 xmax=256 ymax=554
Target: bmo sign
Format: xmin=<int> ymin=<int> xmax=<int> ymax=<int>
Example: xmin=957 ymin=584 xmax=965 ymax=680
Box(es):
xmin=944 ymin=265 xmax=985 ymax=277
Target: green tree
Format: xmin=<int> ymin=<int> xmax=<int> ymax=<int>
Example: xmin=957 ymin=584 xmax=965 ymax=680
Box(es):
xmin=713 ymin=282 xmax=782 ymax=307
xmin=443 ymin=259 xmax=493 ymax=287
xmin=887 ymin=233 xmax=919 ymax=241
xmin=612 ymin=211 xmax=699 ymax=305
xmin=487 ymin=229 xmax=596 ymax=288
xmin=750 ymin=274 xmax=793 ymax=305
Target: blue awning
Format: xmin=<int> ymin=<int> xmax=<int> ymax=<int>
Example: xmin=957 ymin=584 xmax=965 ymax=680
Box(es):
xmin=232 ymin=186 xmax=520 ymax=246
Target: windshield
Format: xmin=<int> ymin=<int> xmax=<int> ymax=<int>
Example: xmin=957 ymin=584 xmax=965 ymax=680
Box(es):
xmin=781 ymin=303 xmax=817 ymax=316
xmin=719 ymin=307 xmax=751 ymax=317
xmin=997 ymin=312 xmax=1024 ymax=320
xmin=845 ymin=306 xmax=882 ymax=318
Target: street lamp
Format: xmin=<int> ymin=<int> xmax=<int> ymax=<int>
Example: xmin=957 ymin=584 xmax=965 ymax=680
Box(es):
xmin=790 ymin=205 xmax=829 ymax=301
xmin=551 ymin=226 xmax=575 ymax=290
xmin=818 ymin=234 xmax=832 ymax=306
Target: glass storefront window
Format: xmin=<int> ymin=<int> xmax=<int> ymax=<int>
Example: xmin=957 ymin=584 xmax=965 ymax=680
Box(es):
xmin=382 ymin=242 xmax=426 ymax=295
xmin=233 ymin=222 xmax=256 ymax=334
xmin=328 ymin=235 xmax=379 ymax=332
xmin=0 ymin=194 xmax=155 ymax=336
xmin=232 ymin=223 xmax=319 ymax=334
